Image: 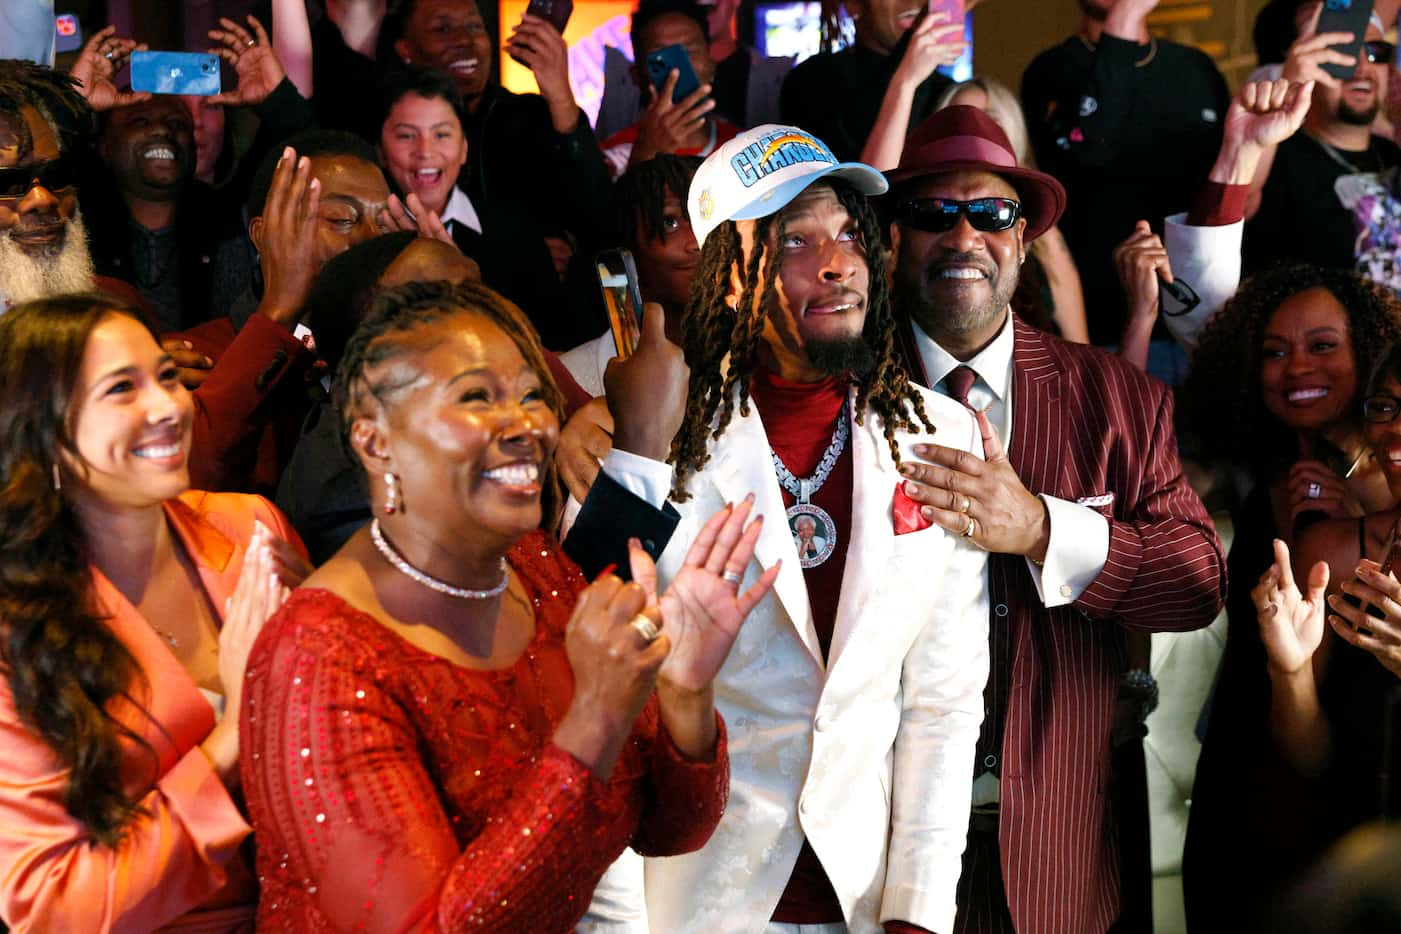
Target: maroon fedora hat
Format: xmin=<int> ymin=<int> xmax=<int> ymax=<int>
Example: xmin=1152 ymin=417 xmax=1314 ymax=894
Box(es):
xmin=886 ymin=105 xmax=1067 ymax=242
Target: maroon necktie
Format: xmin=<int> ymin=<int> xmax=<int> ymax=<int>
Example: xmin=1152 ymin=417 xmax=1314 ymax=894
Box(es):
xmin=945 ymin=365 xmax=977 ymax=410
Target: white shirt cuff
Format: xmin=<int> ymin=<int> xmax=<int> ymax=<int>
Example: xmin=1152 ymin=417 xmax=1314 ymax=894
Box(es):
xmin=601 ymin=449 xmax=673 ymax=509
xmin=1027 ymin=496 xmax=1110 ymax=607
xmin=1161 ymin=212 xmax=1243 ymax=353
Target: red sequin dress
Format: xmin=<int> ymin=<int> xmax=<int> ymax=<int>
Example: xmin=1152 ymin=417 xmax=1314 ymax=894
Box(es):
xmin=240 ymin=530 xmax=728 ymax=932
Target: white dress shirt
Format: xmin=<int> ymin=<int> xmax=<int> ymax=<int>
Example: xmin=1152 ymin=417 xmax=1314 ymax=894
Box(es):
xmin=909 ymin=313 xmax=1109 ymax=608
xmin=440 ymin=185 xmax=483 ymax=235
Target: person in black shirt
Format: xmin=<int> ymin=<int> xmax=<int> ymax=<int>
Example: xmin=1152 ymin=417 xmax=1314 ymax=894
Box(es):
xmin=1022 ymin=0 xmax=1227 ymax=346
xmin=779 ymin=0 xmax=957 ymax=161
xmin=1245 ymin=16 xmax=1401 ymax=287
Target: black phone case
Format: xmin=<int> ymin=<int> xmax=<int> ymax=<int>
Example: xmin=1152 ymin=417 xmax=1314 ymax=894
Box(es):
xmin=1316 ymin=0 xmax=1375 ymax=82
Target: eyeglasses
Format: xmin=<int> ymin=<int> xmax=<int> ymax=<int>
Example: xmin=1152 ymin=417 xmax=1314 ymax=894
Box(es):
xmin=897 ymin=197 xmax=1022 ymax=233
xmin=1365 ymin=40 xmax=1396 ymax=65
xmin=1160 ymin=277 xmax=1201 ymax=318
xmin=0 ymin=157 xmax=75 ymax=200
xmin=1364 ymin=393 xmax=1401 ymax=423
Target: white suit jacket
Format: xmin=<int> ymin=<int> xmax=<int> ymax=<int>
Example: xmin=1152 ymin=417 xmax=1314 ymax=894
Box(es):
xmin=583 ymin=383 xmax=990 ymax=934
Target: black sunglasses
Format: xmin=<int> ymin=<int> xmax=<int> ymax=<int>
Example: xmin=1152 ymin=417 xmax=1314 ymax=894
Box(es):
xmin=1364 ymin=393 xmax=1401 ymax=423
xmin=1160 ymin=277 xmax=1201 ymax=317
xmin=898 ymin=197 xmax=1022 ymax=233
xmin=1365 ymin=40 xmax=1396 ymax=64
xmin=0 ymin=157 xmax=75 ymax=200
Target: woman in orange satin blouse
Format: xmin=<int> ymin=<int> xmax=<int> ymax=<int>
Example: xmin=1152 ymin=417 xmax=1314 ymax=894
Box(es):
xmin=0 ymin=294 xmax=307 ymax=933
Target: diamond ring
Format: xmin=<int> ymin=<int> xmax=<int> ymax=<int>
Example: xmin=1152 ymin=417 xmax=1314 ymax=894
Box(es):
xmin=629 ymin=615 xmax=660 ymax=644
xmin=1306 ymin=482 xmax=1322 ymax=499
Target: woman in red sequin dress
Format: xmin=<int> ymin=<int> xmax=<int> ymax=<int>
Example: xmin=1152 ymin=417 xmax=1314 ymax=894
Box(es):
xmin=240 ymin=280 xmax=777 ymax=932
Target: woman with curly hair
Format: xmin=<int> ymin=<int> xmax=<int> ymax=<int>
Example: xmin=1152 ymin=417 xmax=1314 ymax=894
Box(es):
xmin=1179 ymin=265 xmax=1401 ymax=931
xmin=0 ymin=294 xmax=307 ymax=932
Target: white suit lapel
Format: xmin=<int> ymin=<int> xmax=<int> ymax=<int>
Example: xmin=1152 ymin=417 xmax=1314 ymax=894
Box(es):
xmin=827 ymin=389 xmax=896 ymax=671
xmin=707 ymin=402 xmax=824 ymax=668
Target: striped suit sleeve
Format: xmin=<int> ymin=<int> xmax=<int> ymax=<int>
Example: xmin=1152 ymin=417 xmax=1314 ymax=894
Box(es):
xmin=1075 ymin=384 xmax=1226 ymax=631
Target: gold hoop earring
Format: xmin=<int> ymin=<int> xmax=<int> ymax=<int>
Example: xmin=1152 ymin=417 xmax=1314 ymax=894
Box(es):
xmin=384 ymin=472 xmax=400 ymax=515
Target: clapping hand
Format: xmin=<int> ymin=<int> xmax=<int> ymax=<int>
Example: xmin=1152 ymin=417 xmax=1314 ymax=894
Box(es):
xmin=379 ymin=192 xmax=455 ymax=246
xmin=70 ymin=26 xmax=150 ymax=112
xmin=1329 ymin=557 xmax=1401 ymax=679
xmin=1254 ymin=538 xmax=1329 ymax=677
xmin=630 ymin=495 xmax=780 ymax=694
xmin=251 ymin=147 xmax=320 ymax=328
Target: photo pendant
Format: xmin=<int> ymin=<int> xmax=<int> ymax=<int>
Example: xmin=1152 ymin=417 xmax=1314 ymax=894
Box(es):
xmin=788 ymin=501 xmax=837 ymax=569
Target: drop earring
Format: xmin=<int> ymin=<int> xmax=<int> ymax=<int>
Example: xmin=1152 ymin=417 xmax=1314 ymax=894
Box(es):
xmin=52 ymin=463 xmax=62 ymax=492
xmin=384 ymin=472 xmax=400 ymax=515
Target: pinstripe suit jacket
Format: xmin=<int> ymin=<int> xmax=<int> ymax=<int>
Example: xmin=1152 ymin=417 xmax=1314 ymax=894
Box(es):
xmin=910 ymin=317 xmax=1226 ymax=934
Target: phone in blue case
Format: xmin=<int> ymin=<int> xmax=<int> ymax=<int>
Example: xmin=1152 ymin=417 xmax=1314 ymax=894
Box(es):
xmin=645 ymin=44 xmax=703 ymax=104
xmin=130 ymin=51 xmax=221 ymax=96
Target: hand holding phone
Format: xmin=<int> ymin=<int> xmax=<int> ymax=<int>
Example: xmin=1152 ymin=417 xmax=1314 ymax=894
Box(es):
xmin=645 ymin=44 xmax=703 ymax=104
xmin=596 ymin=248 xmax=644 ymax=359
xmin=1308 ymin=0 xmax=1374 ymax=82
xmin=509 ymin=0 xmax=573 ymax=67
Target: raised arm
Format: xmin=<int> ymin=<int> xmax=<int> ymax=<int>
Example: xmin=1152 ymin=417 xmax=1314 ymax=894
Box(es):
xmin=859 ymin=13 xmax=966 ymax=170
xmin=272 ymin=0 xmax=314 ymax=98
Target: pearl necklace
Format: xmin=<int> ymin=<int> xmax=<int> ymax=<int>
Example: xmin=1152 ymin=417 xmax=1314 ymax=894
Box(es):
xmin=370 ymin=519 xmax=510 ymax=600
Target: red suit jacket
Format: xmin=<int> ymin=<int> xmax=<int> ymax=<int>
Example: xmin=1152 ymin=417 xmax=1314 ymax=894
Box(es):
xmin=907 ymin=317 xmax=1227 ymax=934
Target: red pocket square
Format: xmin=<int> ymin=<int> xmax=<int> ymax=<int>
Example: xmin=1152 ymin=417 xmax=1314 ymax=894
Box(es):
xmin=893 ymin=482 xmax=933 ymax=536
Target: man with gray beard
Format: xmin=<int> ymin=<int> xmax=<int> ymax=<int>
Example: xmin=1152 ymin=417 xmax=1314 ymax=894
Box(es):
xmin=0 ymin=61 xmax=99 ymax=310
xmin=1244 ymin=13 xmax=1401 ymax=276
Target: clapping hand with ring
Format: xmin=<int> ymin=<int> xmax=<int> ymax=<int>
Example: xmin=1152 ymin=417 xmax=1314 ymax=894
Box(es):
xmin=629 ymin=493 xmax=781 ymax=695
xmin=898 ymin=409 xmax=1051 ymax=560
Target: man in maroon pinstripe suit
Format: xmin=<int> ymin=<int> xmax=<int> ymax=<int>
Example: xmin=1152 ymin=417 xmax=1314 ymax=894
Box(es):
xmin=889 ymin=106 xmax=1227 ymax=934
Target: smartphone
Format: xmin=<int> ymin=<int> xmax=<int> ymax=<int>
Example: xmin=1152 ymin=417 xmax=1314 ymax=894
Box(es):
xmin=1316 ymin=0 xmax=1375 ymax=82
xmin=55 ymin=14 xmax=84 ymax=55
xmin=130 ymin=51 xmax=221 ymax=96
xmin=1343 ymin=520 xmax=1401 ymax=621
xmin=596 ymin=248 xmax=643 ymax=360
xmin=645 ymin=44 xmax=703 ymax=104
xmin=524 ymin=0 xmax=573 ymax=33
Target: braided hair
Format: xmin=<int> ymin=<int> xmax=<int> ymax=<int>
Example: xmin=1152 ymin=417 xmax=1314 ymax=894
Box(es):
xmin=333 ymin=280 xmax=568 ymax=529
xmin=668 ymin=178 xmax=934 ymax=500
xmin=0 ymin=59 xmax=94 ymax=154
xmin=0 ymin=294 xmax=159 ymax=846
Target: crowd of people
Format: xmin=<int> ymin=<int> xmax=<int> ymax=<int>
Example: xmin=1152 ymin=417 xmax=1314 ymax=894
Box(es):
xmin=0 ymin=0 xmax=1399 ymax=931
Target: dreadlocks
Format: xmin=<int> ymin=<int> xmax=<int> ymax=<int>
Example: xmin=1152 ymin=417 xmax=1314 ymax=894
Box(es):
xmin=613 ymin=154 xmax=702 ymax=249
xmin=0 ymin=59 xmax=94 ymax=153
xmin=668 ymin=179 xmax=935 ymax=500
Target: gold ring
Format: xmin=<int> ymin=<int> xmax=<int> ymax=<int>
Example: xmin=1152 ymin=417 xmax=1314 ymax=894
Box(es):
xmin=959 ymin=495 xmax=971 ymax=513
xmin=962 ymin=515 xmax=977 ymax=538
xmin=629 ymin=615 xmax=660 ymax=643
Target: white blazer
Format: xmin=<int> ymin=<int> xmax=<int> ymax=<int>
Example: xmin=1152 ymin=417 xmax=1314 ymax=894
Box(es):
xmin=583 ymin=383 xmax=991 ymax=934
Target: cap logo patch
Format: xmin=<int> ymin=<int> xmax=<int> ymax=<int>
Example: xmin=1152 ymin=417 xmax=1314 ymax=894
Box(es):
xmin=730 ymin=130 xmax=835 ymax=188
xmin=698 ymin=188 xmax=715 ymax=220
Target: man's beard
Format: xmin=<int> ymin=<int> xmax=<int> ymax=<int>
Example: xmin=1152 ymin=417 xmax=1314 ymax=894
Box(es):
xmin=0 ymin=213 xmax=95 ymax=307
xmin=1339 ymin=99 xmax=1380 ymax=126
xmin=893 ymin=245 xmax=1019 ymax=347
xmin=806 ymin=333 xmax=877 ymax=378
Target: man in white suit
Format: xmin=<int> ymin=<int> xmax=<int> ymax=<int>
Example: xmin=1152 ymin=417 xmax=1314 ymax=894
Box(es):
xmin=584 ymin=124 xmax=990 ymax=934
